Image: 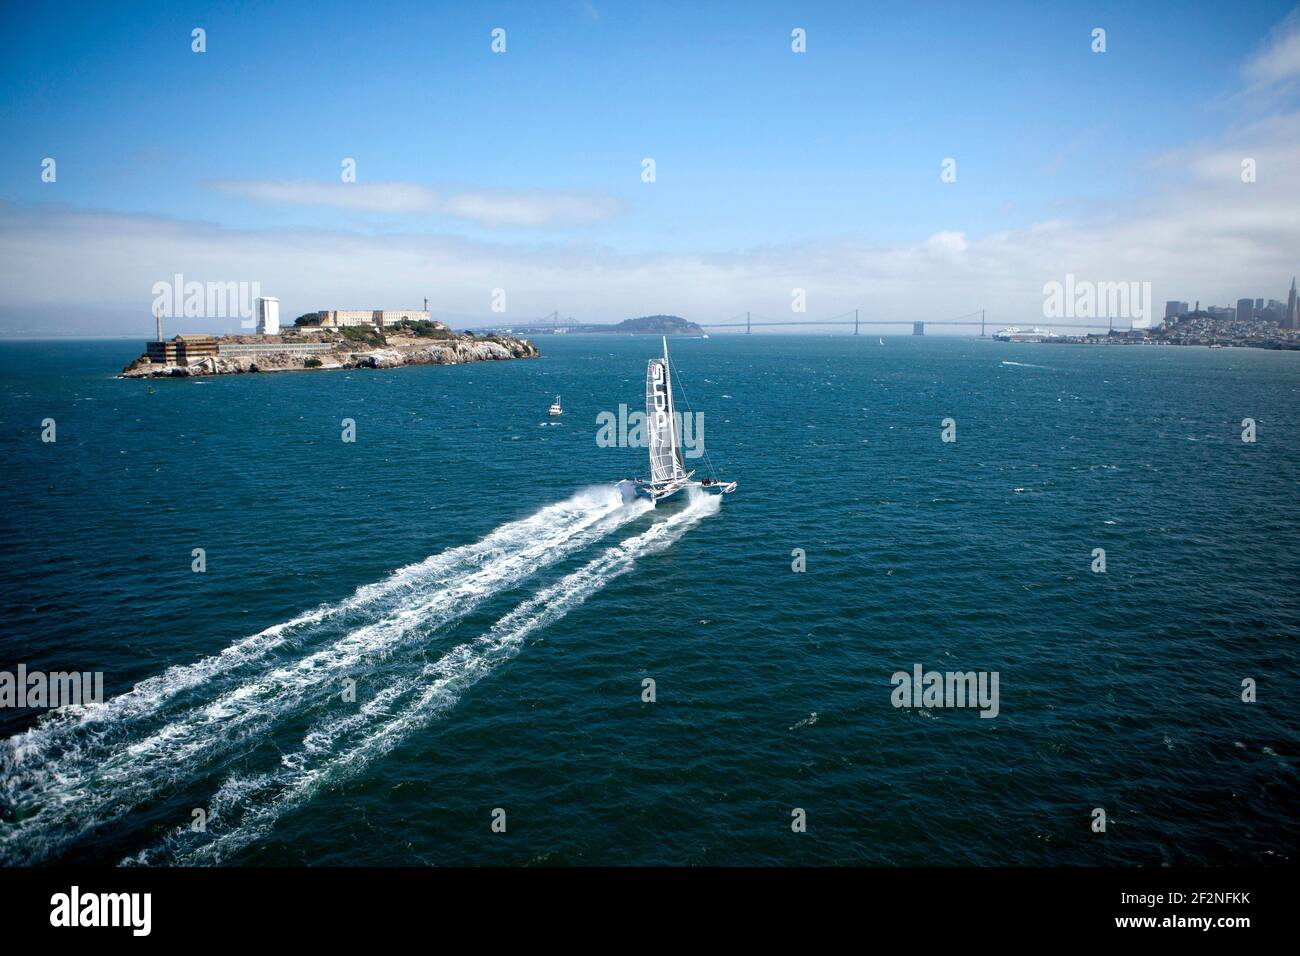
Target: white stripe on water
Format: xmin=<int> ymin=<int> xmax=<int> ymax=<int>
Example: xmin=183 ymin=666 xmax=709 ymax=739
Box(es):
xmin=142 ymin=488 xmax=720 ymax=865
xmin=0 ymin=485 xmax=650 ymax=865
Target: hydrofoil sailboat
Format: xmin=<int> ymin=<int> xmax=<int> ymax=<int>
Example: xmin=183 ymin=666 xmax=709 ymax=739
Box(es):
xmin=628 ymin=337 xmax=736 ymax=503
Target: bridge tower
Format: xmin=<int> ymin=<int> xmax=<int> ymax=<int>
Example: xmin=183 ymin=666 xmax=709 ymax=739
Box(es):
xmin=913 ymin=321 xmax=925 ymax=336
xmin=746 ymin=311 xmax=751 ymax=334
xmin=981 ymin=309 xmax=985 ymax=337
xmin=854 ymin=308 xmax=860 ymax=335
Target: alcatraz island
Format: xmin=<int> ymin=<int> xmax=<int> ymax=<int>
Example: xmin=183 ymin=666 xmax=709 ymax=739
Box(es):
xmin=120 ymin=301 xmax=539 ymax=379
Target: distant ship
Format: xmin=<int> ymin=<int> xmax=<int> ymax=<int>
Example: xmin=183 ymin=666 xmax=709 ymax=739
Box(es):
xmin=993 ymin=326 xmax=1055 ymax=343
xmin=548 ymin=395 xmax=563 ymax=416
xmin=626 ymin=337 xmax=735 ymax=503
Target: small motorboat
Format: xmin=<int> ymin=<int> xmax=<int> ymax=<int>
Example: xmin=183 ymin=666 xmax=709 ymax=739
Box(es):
xmin=548 ymin=395 xmax=563 ymax=416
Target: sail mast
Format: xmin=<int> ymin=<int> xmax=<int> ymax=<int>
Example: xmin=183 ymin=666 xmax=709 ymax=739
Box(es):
xmin=663 ymin=336 xmax=685 ymax=478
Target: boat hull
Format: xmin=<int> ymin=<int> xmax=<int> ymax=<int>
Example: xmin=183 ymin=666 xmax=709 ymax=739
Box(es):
xmin=626 ymin=477 xmax=734 ymax=504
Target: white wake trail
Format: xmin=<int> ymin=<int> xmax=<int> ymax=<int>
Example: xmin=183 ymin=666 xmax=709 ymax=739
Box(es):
xmin=0 ymin=486 xmax=648 ymax=865
xmin=154 ymin=489 xmax=721 ymax=865
xmin=5 ymin=486 xmax=630 ymax=766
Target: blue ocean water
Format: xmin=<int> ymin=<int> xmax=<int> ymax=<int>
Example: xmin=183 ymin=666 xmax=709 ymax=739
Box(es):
xmin=0 ymin=335 xmax=1296 ymax=866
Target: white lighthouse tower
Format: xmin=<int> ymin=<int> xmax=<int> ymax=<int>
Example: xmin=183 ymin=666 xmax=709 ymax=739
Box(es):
xmin=256 ymin=296 xmax=280 ymax=335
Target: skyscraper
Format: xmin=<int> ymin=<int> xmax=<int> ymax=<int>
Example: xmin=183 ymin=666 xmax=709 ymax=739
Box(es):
xmin=1236 ymin=298 xmax=1254 ymax=322
xmin=1287 ymin=278 xmax=1298 ymax=330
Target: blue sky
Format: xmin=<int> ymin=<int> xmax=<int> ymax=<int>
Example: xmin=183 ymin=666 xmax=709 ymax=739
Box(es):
xmin=1 ymin=0 xmax=1298 ymax=333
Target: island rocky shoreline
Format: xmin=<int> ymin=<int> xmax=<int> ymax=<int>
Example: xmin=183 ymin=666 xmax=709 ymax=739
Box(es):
xmin=119 ymin=327 xmax=539 ymax=379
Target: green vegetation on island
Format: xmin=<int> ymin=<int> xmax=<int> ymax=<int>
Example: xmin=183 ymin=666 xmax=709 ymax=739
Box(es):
xmin=390 ymin=318 xmax=458 ymax=340
xmin=338 ymin=325 xmax=387 ymax=347
xmin=601 ymin=315 xmax=703 ymax=334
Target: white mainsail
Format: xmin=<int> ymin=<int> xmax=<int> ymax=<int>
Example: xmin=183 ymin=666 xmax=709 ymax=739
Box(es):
xmin=627 ymin=335 xmax=733 ymax=503
xmin=645 ymin=337 xmax=687 ymax=487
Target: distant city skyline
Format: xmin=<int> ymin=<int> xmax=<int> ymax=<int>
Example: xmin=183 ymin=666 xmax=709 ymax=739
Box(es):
xmin=1162 ymin=274 xmax=1298 ymax=328
xmin=1 ymin=1 xmax=1299 ymax=336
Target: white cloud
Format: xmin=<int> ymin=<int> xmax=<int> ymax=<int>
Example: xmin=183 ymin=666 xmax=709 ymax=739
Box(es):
xmin=926 ymin=231 xmax=969 ymax=254
xmin=213 ymin=180 xmax=438 ymax=214
xmin=1244 ymin=8 xmax=1300 ymax=92
xmin=212 ymin=180 xmax=621 ymax=227
xmin=440 ymin=189 xmax=620 ymax=227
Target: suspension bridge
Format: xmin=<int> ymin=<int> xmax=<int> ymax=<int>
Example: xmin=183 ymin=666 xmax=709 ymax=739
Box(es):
xmin=700 ymin=309 xmax=1127 ymax=335
xmin=492 ymin=308 xmax=1127 ymax=336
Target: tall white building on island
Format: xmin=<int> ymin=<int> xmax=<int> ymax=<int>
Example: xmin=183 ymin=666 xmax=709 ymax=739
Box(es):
xmin=256 ymin=296 xmax=280 ymax=335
